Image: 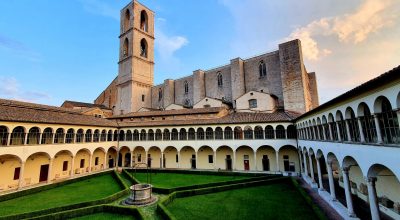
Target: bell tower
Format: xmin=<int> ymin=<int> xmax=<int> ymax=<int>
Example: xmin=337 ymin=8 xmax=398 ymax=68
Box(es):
xmin=116 ymin=0 xmax=155 ymax=114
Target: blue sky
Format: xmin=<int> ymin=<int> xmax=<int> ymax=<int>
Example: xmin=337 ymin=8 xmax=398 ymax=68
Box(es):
xmin=0 ymin=0 xmax=399 ymax=106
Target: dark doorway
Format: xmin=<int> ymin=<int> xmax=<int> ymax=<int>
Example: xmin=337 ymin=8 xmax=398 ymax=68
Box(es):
xmin=147 ymin=154 xmax=151 ymax=167
xmin=244 ymin=160 xmax=250 ymax=171
xmin=191 ymin=154 xmax=196 ymax=169
xmin=283 ymin=155 xmax=290 ymax=171
xmin=226 ymin=155 xmax=232 ymax=170
xmin=124 ymin=153 xmax=131 ymax=167
xmin=109 ymin=158 xmax=114 ymax=168
xmin=262 ymin=155 xmax=270 ymax=171
xmin=39 ymin=164 xmax=49 ymax=182
xmin=118 ymin=153 xmax=123 ymax=167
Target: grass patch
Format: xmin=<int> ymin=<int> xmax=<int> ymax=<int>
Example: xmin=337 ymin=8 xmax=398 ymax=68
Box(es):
xmin=0 ymin=174 xmax=122 ymax=217
xmin=130 ymin=172 xmax=250 ymax=188
xmin=71 ymin=212 xmax=136 ymax=220
xmin=167 ymin=181 xmax=321 ymax=220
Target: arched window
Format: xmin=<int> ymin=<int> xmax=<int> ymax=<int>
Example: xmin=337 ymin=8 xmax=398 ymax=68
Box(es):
xmin=206 ymin=127 xmax=214 ymax=140
xmin=197 ymin=128 xmax=204 ymax=140
xmin=66 ymin=129 xmax=75 ymax=143
xmin=259 ymin=60 xmax=267 ymax=77
xmin=27 ymin=127 xmax=40 ymax=145
xmin=0 ymin=126 xmax=9 ymax=146
xmin=184 ymin=81 xmax=189 ymax=94
xmin=113 ymin=130 xmax=118 ymax=141
xmin=215 ymin=127 xmax=223 ymax=140
xmin=126 ymin=130 xmax=133 ymax=141
xmin=158 ymin=88 xmax=163 ymax=101
xmin=123 ymin=38 xmax=129 ymax=56
xmin=188 ymin=128 xmax=196 ymax=140
xmin=234 ymin=127 xmax=243 ymax=140
xmin=224 ymin=127 xmax=233 ymax=139
xmin=244 ymin=126 xmax=253 ymax=139
xmin=10 ymin=126 xmax=25 ymax=145
xmin=171 ymin=129 xmax=179 ymax=140
xmin=148 ymin=129 xmax=154 ymax=141
xmin=322 ymin=117 xmax=330 ymax=140
xmin=359 ymin=103 xmax=377 ymax=143
xmin=275 ymin=125 xmax=285 ymax=139
xmin=41 ymin=128 xmax=53 ymax=144
xmin=93 ymin=129 xmax=100 ymax=142
xmin=336 ymin=111 xmax=347 ymax=141
xmin=265 ymin=125 xmax=274 ymax=139
xmin=54 ymin=128 xmax=64 ymax=144
xmin=140 ymin=10 xmax=148 ymax=32
xmin=217 ymin=72 xmax=223 ymax=87
xmin=346 ymin=108 xmax=360 ymax=142
xmin=287 ymin=125 xmax=297 ymax=139
xmin=124 ymin=9 xmax=130 ymax=31
xmin=140 ymin=129 xmax=147 ymax=141
xmin=377 ymin=97 xmax=400 ymax=144
xmin=140 ymin=38 xmax=147 ymax=58
xmin=254 ymin=126 xmax=264 ymax=139
xmin=119 ymin=130 xmax=125 ymax=141
xmin=179 ymin=128 xmax=187 ymax=140
xmin=107 ymin=130 xmax=113 ymax=141
xmin=155 ymin=129 xmax=162 ymax=140
xmin=163 ymin=129 xmax=170 ymax=141
xmin=328 ymin=114 xmax=338 ymax=141
xmin=85 ymin=129 xmax=92 ymax=142
xmin=133 ymin=130 xmax=140 ymax=141
xmin=76 ymin=129 xmax=84 ymax=143
xmin=101 ymin=129 xmax=107 ymax=142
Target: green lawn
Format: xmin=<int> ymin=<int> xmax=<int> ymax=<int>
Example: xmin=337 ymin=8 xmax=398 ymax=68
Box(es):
xmin=71 ymin=212 xmax=136 ymax=220
xmin=167 ymin=182 xmax=320 ymax=220
xmin=130 ymin=172 xmax=250 ymax=188
xmin=0 ymin=174 xmax=123 ymax=217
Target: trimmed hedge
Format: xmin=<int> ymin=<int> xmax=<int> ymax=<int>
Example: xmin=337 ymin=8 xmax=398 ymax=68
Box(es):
xmin=126 ymin=168 xmax=273 ymax=177
xmin=122 ymin=169 xmax=140 ymax=185
xmin=113 ymin=170 xmax=130 ymax=190
xmin=157 ymin=177 xmax=290 ymax=220
xmin=27 ymin=205 xmax=144 ymax=220
xmin=290 ymin=178 xmax=328 ymax=220
xmin=0 ymin=170 xmax=112 ymax=203
xmin=0 ymin=171 xmax=130 ymax=220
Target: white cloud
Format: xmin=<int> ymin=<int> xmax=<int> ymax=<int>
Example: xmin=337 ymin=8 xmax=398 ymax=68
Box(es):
xmin=286 ymin=0 xmax=399 ymax=60
xmin=79 ymin=0 xmax=120 ymax=21
xmin=0 ymin=77 xmax=51 ymax=103
xmin=156 ymin=30 xmax=188 ymax=60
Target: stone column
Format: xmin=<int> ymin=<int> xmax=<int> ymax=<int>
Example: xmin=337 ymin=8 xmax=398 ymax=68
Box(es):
xmin=366 ymin=177 xmax=380 ymax=220
xmin=71 ymin=156 xmax=75 ymax=177
xmin=327 ymin=161 xmax=336 ymax=201
xmin=177 ymin=151 xmax=181 ymax=169
xmin=303 ymin=151 xmax=308 ymax=176
xmin=195 ymin=151 xmax=198 ymax=169
xmin=373 ymin=114 xmax=383 ymax=144
xmin=336 ymin=123 xmax=342 ymax=141
xmin=275 ymin=151 xmax=280 ymax=172
xmin=115 ymin=151 xmax=119 ymax=169
xmin=104 ymin=153 xmax=107 ymax=169
xmin=214 ymin=151 xmax=217 ymax=170
xmin=232 ymin=150 xmax=236 ymax=171
xmin=316 ymin=157 xmax=324 ymax=190
xmin=254 ymin=151 xmax=257 ymax=171
xmin=357 ymin=118 xmax=366 ymax=142
xmin=63 ymin=133 xmax=67 ymax=144
xmin=144 ymin=150 xmax=148 ymax=167
xmin=6 ymin=133 xmax=11 ymax=146
xmin=47 ymin=158 xmax=54 ymax=183
xmin=88 ymin=154 xmax=93 ymax=172
xmin=297 ymin=150 xmax=303 ymax=174
xmin=345 ymin=120 xmax=352 ymax=141
xmin=308 ymin=154 xmax=315 ymax=182
xmin=24 ymin=133 xmax=28 ymax=145
xmin=322 ymin=126 xmax=327 ymax=140
xmin=39 ymin=133 xmax=43 ymax=145
xmin=130 ymin=151 xmax=134 ymax=167
xmin=161 ymin=152 xmax=164 ymax=169
xmin=396 ymin=109 xmax=400 ymax=128
xmin=342 ymin=167 xmax=356 ymax=217
xmin=328 ymin=124 xmax=333 ymax=141
xmin=18 ymin=161 xmax=25 ymax=189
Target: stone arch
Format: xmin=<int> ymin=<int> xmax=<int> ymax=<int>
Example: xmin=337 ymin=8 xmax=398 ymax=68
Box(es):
xmin=179 ymin=128 xmax=187 ymax=140
xmin=41 ymin=127 xmax=53 ymax=145
xmin=215 ymin=145 xmax=234 ymax=170
xmin=188 ymin=128 xmax=195 ymax=140
xmin=198 ymin=145 xmax=214 ymax=169
xmin=132 ymin=146 xmax=146 ymax=166
xmin=124 ymin=9 xmax=130 ymax=31
xmin=119 ymin=146 xmax=131 ymax=167
xmin=256 ymin=145 xmax=276 ymax=172
xmin=278 ymin=145 xmax=299 ymax=173
xmin=224 ymin=126 xmax=233 ymax=139
xmin=140 ymin=10 xmax=148 ymax=32
xmin=0 ymin=154 xmax=23 ymax=189
xmin=0 ymin=125 xmax=9 ymax=146
xmin=92 ymin=147 xmax=106 ymax=171
xmin=25 ymin=152 xmax=51 ymax=184
xmin=163 ymin=146 xmax=178 ymax=169
xmin=215 ymin=127 xmax=223 ymax=140
xmin=106 ymin=147 xmax=117 ymax=169
xmin=148 ymin=146 xmax=161 ymax=168
xmin=275 ymin=125 xmax=285 ymax=139
xmin=235 ymin=145 xmax=254 ymax=171
xmin=53 ymin=150 xmax=73 ymax=180
xmin=140 ymin=38 xmax=148 ymax=58
xmin=180 ymin=146 xmax=196 ymax=169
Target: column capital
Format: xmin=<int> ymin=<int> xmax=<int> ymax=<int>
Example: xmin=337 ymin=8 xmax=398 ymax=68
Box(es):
xmin=365 ymin=176 xmax=377 ymax=184
xmin=342 ymin=167 xmax=350 ymax=173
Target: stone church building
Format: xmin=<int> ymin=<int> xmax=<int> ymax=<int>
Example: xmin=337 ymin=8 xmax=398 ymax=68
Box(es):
xmin=94 ymin=1 xmax=319 ymax=116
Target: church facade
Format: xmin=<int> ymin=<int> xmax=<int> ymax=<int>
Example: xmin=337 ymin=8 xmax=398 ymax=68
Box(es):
xmin=94 ymin=1 xmax=319 ymax=116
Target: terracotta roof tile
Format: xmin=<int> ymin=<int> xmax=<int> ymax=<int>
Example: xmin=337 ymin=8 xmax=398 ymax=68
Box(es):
xmin=110 ymin=107 xmax=226 ymax=118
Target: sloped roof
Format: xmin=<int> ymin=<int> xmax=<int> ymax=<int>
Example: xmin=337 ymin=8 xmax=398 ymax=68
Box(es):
xmin=110 ymin=107 xmax=226 ymax=119
xmin=62 ymin=100 xmax=111 ymax=110
xmin=0 ymin=99 xmax=116 ymax=127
